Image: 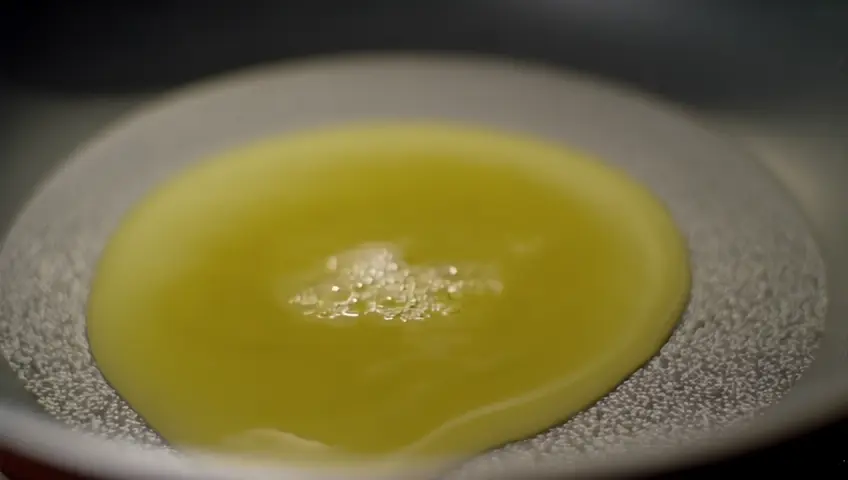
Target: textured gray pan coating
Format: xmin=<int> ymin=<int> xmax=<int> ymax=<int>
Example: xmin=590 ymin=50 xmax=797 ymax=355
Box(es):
xmin=0 ymin=56 xmax=827 ymax=470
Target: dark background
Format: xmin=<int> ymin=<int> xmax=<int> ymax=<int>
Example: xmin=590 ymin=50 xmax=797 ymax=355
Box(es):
xmin=0 ymin=1 xmax=846 ymax=478
xmin=1 ymin=0 xmax=847 ymax=107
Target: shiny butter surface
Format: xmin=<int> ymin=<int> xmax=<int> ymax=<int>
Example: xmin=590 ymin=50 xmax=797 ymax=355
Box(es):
xmin=87 ymin=123 xmax=689 ymax=464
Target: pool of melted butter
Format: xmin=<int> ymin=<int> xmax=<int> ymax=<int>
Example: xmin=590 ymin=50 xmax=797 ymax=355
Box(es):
xmin=87 ymin=123 xmax=690 ymax=465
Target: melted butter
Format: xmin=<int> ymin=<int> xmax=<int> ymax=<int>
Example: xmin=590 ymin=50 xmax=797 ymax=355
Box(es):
xmin=87 ymin=123 xmax=690 ymax=465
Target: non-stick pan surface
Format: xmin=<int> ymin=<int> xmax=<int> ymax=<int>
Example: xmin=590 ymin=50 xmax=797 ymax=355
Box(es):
xmin=1 ymin=2 xmax=847 ymax=479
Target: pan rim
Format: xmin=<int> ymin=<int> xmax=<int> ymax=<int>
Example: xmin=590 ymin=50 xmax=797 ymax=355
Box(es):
xmin=2 ymin=371 xmax=848 ymax=479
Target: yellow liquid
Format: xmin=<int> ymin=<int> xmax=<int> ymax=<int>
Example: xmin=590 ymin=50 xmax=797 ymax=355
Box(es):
xmin=87 ymin=123 xmax=689 ymax=465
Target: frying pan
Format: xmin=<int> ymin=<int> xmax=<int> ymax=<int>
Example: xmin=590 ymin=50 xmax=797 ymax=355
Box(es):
xmin=1 ymin=1 xmax=847 ymax=479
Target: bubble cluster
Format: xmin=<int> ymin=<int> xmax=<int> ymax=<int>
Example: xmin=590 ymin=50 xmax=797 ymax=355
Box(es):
xmin=287 ymin=244 xmax=503 ymax=322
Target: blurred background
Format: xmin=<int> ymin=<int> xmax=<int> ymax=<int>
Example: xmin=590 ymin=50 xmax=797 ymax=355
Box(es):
xmin=0 ymin=0 xmax=846 ymax=476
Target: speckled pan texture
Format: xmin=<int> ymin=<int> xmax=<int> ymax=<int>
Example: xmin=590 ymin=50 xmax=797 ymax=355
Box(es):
xmin=0 ymin=56 xmax=827 ymax=472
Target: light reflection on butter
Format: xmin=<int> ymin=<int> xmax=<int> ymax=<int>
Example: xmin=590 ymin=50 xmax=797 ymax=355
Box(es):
xmin=221 ymin=428 xmax=332 ymax=453
xmin=287 ymin=243 xmax=503 ymax=322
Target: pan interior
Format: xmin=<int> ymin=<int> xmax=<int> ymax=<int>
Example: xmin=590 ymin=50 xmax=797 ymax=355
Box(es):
xmin=0 ymin=55 xmax=826 ymax=475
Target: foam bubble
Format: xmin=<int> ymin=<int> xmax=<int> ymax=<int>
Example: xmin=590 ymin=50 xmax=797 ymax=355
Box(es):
xmin=287 ymin=244 xmax=503 ymax=322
